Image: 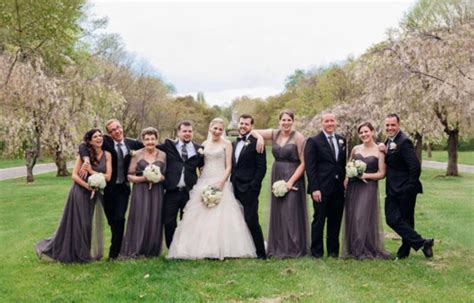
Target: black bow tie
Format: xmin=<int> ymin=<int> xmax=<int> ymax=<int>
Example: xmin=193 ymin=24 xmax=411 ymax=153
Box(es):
xmin=237 ymin=136 xmax=246 ymax=142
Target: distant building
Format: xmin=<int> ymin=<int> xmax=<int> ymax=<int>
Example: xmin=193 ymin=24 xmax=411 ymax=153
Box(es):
xmin=227 ymin=110 xmax=239 ymax=137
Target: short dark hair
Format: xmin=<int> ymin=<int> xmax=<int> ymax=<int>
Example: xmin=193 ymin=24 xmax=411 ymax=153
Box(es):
xmin=357 ymin=121 xmax=375 ymax=133
xmin=386 ymin=113 xmax=400 ymax=123
xmin=279 ymin=109 xmax=294 ymax=121
xmin=239 ymin=114 xmax=254 ymax=125
xmin=177 ymin=120 xmax=193 ymax=131
xmin=141 ymin=127 xmax=159 ymax=139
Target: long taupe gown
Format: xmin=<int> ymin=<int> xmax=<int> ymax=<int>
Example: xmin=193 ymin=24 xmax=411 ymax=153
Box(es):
xmin=267 ymin=130 xmax=308 ymax=258
xmin=35 ymin=154 xmax=105 ymax=263
xmin=119 ymin=148 xmax=166 ymax=258
xmin=343 ymin=154 xmax=390 ymax=260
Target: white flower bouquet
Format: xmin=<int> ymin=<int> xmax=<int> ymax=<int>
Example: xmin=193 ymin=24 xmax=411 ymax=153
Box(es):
xmin=272 ymin=180 xmax=288 ymax=198
xmin=201 ymin=185 xmax=223 ymax=208
xmin=346 ymin=159 xmax=367 ymax=178
xmin=143 ymin=164 xmax=162 ymax=189
xmin=88 ymin=173 xmax=106 ymax=199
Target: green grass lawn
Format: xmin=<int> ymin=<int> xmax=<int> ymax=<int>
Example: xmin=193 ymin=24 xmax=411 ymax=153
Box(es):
xmin=423 ymin=150 xmax=474 ymax=165
xmin=0 ymin=152 xmax=473 ymax=301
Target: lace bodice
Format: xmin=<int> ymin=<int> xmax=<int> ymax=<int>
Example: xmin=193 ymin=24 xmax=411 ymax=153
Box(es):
xmin=200 ymin=145 xmax=226 ymax=179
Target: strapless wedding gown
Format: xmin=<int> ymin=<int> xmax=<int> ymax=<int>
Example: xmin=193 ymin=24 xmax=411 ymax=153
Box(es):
xmin=167 ymin=145 xmax=256 ymax=260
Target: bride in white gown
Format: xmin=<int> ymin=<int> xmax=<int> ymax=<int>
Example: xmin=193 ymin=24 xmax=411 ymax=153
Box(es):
xmin=167 ymin=118 xmax=257 ymax=260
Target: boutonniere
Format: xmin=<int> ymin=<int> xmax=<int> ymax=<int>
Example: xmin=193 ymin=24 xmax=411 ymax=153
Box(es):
xmin=244 ymin=140 xmax=251 ymax=146
xmin=129 ymin=150 xmax=137 ymax=157
xmin=338 ymin=139 xmax=345 ymax=150
xmin=389 ymin=142 xmax=397 ymax=150
xmin=197 ymin=147 xmax=204 ymax=155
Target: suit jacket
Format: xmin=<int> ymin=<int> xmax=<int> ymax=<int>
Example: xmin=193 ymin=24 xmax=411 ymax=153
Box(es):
xmin=304 ymin=131 xmax=346 ymax=196
xmin=157 ymin=139 xmax=204 ymax=191
xmin=79 ymin=135 xmax=144 ymax=185
xmin=385 ymin=131 xmax=423 ymax=196
xmin=231 ymin=136 xmax=267 ymax=193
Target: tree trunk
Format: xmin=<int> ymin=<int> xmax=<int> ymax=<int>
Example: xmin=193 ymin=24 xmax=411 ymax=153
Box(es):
xmin=346 ymin=134 xmax=353 ymax=160
xmin=25 ymin=149 xmax=38 ymax=183
xmin=414 ymin=132 xmax=423 ymax=165
xmin=25 ymin=120 xmax=42 ymax=183
xmin=427 ymin=142 xmax=432 ymax=158
xmin=54 ymin=149 xmax=70 ymax=177
xmin=446 ymin=129 xmax=458 ymax=176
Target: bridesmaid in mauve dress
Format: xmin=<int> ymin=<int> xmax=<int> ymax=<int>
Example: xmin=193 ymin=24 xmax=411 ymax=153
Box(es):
xmin=35 ymin=129 xmax=112 ymax=263
xmin=343 ymin=122 xmax=390 ymax=260
xmin=253 ymin=110 xmax=308 ymax=258
xmin=120 ymin=127 xmax=166 ymax=258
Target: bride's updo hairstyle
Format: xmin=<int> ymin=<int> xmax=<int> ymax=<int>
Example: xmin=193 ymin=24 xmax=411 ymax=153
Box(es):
xmin=209 ymin=117 xmax=226 ymax=129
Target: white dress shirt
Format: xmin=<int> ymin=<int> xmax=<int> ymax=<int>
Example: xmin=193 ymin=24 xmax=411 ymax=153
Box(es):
xmin=322 ymin=130 xmax=339 ymax=160
xmin=234 ymin=134 xmax=250 ymax=163
xmin=176 ymin=140 xmax=196 ymax=187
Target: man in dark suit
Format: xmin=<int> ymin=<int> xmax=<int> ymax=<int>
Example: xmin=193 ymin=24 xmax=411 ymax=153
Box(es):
xmin=159 ymin=120 xmax=204 ymax=248
xmin=304 ymin=112 xmax=346 ymax=258
xmin=384 ymin=113 xmax=434 ymax=259
xmin=79 ymin=119 xmax=143 ymax=260
xmin=231 ymin=114 xmax=267 ymax=259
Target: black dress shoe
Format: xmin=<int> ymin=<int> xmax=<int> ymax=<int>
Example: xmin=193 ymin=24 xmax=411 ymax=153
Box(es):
xmin=395 ymin=254 xmax=408 ymax=260
xmin=421 ymin=238 xmax=434 ymax=258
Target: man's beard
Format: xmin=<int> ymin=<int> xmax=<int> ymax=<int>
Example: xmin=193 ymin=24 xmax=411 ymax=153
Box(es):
xmin=239 ymin=129 xmax=250 ymax=136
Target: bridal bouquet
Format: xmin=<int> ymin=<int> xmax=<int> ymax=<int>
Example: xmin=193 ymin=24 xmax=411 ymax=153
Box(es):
xmin=272 ymin=180 xmax=288 ymax=198
xmin=143 ymin=164 xmax=162 ymax=190
xmin=201 ymin=185 xmax=223 ymax=208
xmin=88 ymin=173 xmax=106 ymax=199
xmin=346 ymin=159 xmax=367 ymax=178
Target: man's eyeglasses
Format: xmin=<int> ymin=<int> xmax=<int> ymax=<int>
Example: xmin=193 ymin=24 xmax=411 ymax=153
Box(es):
xmin=108 ymin=126 xmax=122 ymax=133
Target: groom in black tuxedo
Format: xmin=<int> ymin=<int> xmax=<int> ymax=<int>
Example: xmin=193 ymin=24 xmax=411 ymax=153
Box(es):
xmin=79 ymin=119 xmax=144 ymax=260
xmin=159 ymin=120 xmax=204 ymax=248
xmin=304 ymin=112 xmax=346 ymax=258
xmin=231 ymin=114 xmax=267 ymax=259
xmin=384 ymin=113 xmax=434 ymax=259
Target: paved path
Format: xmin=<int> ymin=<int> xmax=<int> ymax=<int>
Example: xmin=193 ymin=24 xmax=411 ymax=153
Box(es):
xmin=0 ymin=162 xmax=74 ymax=181
xmin=0 ymin=160 xmax=472 ymax=181
xmin=422 ymin=160 xmax=474 ymax=174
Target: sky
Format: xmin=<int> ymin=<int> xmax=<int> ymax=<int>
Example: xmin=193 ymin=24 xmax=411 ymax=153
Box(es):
xmin=90 ymin=0 xmax=416 ymax=105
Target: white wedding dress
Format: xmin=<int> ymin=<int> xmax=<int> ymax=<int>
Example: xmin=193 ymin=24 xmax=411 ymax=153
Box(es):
xmin=167 ymin=145 xmax=256 ymax=260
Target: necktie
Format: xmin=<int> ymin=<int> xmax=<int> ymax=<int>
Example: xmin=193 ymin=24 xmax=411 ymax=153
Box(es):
xmin=116 ymin=143 xmax=125 ymax=183
xmin=387 ymin=139 xmax=393 ymax=152
xmin=181 ymin=143 xmax=188 ymax=161
xmin=328 ymin=136 xmax=337 ymax=159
